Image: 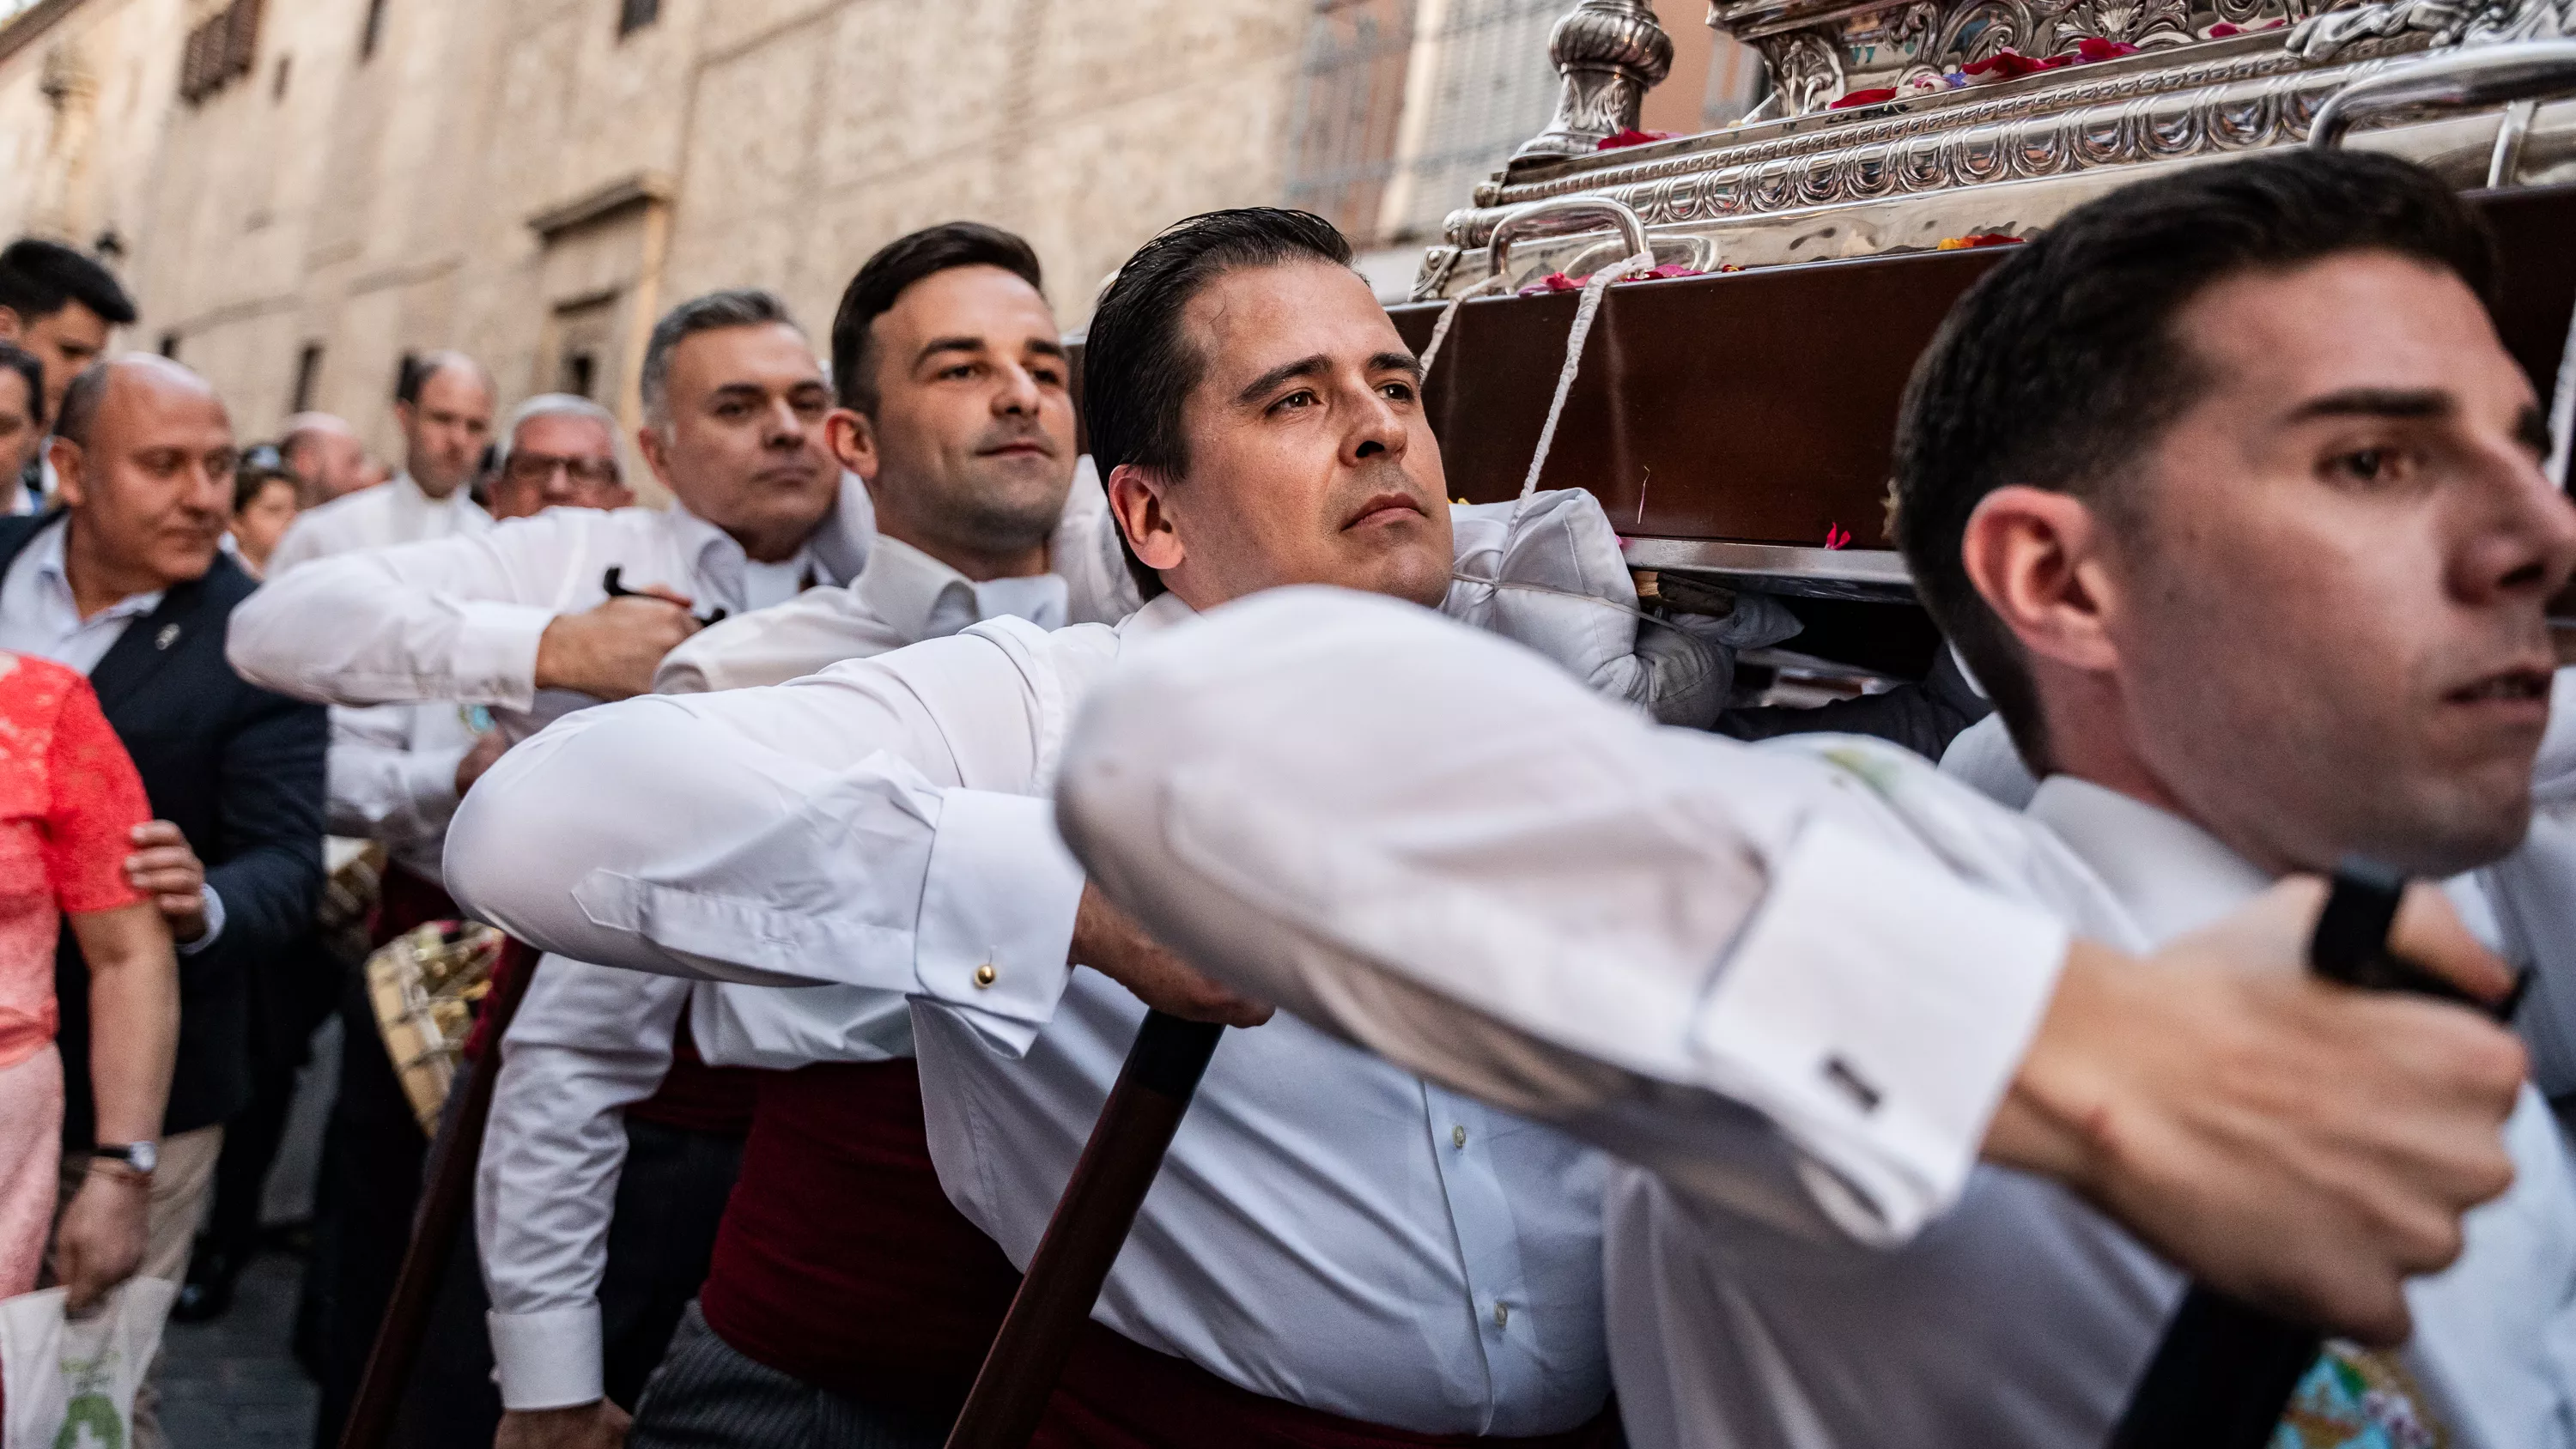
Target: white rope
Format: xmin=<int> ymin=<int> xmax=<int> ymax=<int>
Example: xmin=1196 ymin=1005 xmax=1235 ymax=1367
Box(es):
xmin=2549 ymin=292 xmax=2576 ymax=489
xmin=1522 ymin=248 xmax=1658 ymax=499
xmin=1418 ymin=272 xmax=1509 ymax=379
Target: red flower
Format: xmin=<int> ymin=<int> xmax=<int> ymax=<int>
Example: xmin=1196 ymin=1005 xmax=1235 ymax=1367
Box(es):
xmin=2207 ymin=21 xmax=2240 ymax=35
xmin=2072 ymin=37 xmax=2142 ymax=61
xmin=1962 ymin=49 xmax=2067 ymax=79
xmin=1595 ymin=128 xmax=1677 ymax=151
xmin=1829 ymin=87 xmax=1900 ymax=109
xmin=1935 ymin=233 xmax=2023 ymax=250
xmin=1824 ymin=524 xmax=1853 ymax=550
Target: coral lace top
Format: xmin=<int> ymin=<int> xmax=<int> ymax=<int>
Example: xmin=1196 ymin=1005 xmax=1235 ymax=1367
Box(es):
xmin=0 ymin=652 xmax=149 ymax=1070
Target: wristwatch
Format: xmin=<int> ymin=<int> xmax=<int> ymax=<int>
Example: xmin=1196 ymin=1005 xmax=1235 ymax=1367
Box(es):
xmin=93 ymin=1141 xmax=158 ymax=1176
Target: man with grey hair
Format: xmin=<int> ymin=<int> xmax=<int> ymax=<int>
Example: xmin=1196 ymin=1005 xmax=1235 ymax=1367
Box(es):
xmin=485 ymin=393 xmax=630 ymax=520
xmin=233 ymin=297 xmax=869 ymax=1446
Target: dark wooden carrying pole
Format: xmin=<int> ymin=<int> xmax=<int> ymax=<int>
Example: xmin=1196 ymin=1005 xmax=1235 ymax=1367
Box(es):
xmin=2107 ymin=860 xmax=2515 ymax=1449
xmin=339 ymin=943 xmax=544 ymax=1449
xmin=943 ymin=1010 xmax=1226 ymax=1449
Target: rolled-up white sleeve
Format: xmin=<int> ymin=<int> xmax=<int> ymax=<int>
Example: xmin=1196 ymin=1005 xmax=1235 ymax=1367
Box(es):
xmin=325 ymin=704 xmax=465 ymax=852
xmin=445 ymin=631 xmax=1086 ymax=1051
xmin=477 ymin=957 xmax=687 ymax=1410
xmin=227 ymin=516 xmax=582 ymax=708
xmin=1054 ymin=586 xmax=2075 ymax=1246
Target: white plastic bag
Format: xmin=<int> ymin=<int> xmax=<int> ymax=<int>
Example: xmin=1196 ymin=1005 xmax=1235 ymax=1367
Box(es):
xmin=0 ymin=1277 xmax=178 ymax=1449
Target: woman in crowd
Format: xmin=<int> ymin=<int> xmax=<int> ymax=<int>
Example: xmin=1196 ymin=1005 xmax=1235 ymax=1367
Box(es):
xmin=227 ymin=446 xmax=301 ymax=579
xmin=0 ymin=651 xmax=177 ymax=1307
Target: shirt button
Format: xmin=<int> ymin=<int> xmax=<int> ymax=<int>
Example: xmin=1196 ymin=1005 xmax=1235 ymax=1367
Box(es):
xmin=1451 ymin=1125 xmax=1468 ymax=1149
xmin=973 ymin=964 xmax=998 ymax=988
xmin=1493 ymin=1302 xmax=1510 ymax=1329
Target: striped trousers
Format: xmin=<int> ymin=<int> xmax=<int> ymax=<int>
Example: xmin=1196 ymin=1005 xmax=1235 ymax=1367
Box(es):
xmin=630 ymin=1300 xmax=952 ymax=1449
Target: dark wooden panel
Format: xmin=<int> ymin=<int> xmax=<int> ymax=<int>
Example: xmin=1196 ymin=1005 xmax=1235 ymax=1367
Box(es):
xmin=1395 ymin=181 xmax=2576 ymax=553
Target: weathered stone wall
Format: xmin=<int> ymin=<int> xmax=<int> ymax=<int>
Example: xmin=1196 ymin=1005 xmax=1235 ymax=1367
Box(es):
xmin=5 ymin=0 xmax=1312 ymax=484
xmin=0 ymin=0 xmax=187 ymax=265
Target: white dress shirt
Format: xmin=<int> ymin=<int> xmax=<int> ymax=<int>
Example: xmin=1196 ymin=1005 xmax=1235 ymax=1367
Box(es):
xmin=477 ymin=529 xmax=1108 ymax=1411
xmin=1942 ymin=682 xmax=2576 ymax=1101
xmin=225 ymin=475 xmax=875 ymax=740
xmin=266 ymin=471 xmax=494 ymax=880
xmin=0 ymin=516 xmax=224 ymax=949
xmin=447 ymin=491 xmax=1715 ymax=1434
xmin=1043 ymin=588 xmax=2576 ymax=1449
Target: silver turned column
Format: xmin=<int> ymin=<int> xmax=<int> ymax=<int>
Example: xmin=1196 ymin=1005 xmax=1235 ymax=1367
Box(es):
xmin=1513 ymin=0 xmax=1677 ymax=162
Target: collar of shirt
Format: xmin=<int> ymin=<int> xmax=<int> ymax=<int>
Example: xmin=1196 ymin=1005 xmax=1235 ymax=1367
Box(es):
xmin=1115 ymin=590 xmax=1196 ymax=640
xmin=667 ymin=503 xmax=822 ymax=616
xmin=0 ymin=515 xmax=165 ymax=673
xmin=856 ymin=535 xmax=1069 ymax=643
xmin=2023 ymin=775 xmax=2270 ymax=943
xmin=390 ymin=471 xmax=485 ymax=533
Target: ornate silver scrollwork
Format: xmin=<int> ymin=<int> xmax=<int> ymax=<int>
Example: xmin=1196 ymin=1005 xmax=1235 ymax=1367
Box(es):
xmin=1515 ymin=1 xmax=1679 ymax=161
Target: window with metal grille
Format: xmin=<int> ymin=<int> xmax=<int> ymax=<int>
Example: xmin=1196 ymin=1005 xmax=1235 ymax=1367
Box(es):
xmin=1285 ymin=0 xmax=1574 ymax=250
xmin=618 ymin=0 xmax=659 ymax=37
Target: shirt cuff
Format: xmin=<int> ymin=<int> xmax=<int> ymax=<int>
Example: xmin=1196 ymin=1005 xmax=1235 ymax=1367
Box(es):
xmin=488 ymin=1305 xmax=604 ymax=1410
xmin=1693 ymin=815 xmax=2069 ymax=1246
xmin=914 ymin=789 xmax=1085 ymax=1056
xmin=454 ymin=600 xmax=556 ymax=712
xmin=177 ymin=885 xmax=225 ymax=956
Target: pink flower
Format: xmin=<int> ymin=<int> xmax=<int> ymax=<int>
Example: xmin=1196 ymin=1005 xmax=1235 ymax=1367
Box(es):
xmin=2207 ymin=21 xmax=2241 ymax=35
xmin=1824 ymin=524 xmax=1853 ymax=550
xmin=1963 ymin=49 xmax=2068 ymax=80
xmin=2072 ymin=37 xmax=2142 ymax=61
xmin=1829 ymin=87 xmax=1900 ymax=109
xmin=1595 ymin=128 xmax=1677 ymax=151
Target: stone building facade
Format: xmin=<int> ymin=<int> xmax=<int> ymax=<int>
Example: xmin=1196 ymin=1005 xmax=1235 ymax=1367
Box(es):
xmin=0 ymin=0 xmax=1735 ymax=480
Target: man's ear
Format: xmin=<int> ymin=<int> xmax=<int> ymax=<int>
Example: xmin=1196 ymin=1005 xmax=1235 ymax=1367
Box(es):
xmin=1107 ymin=462 xmax=1182 ymax=573
xmin=634 ymin=425 xmax=677 ymax=496
xmin=48 ymin=437 xmax=85 ymax=509
xmin=1959 ymin=485 xmax=2122 ymax=673
xmin=824 ymin=409 xmax=878 ymax=485
xmin=0 ymin=306 xmax=21 ymax=344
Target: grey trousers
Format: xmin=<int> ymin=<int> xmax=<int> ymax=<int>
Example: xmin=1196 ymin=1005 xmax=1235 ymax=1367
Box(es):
xmin=629 ymin=1300 xmax=951 ymax=1449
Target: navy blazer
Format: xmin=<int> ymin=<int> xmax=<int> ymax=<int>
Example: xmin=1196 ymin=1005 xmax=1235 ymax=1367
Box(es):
xmin=0 ymin=515 xmax=329 ymax=1145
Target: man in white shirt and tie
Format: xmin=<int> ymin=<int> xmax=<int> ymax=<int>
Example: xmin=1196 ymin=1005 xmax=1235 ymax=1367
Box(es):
xmin=447 ymin=209 xmax=1731 ymax=1446
xmin=480 ymin=222 xmax=1135 ymax=1449
xmin=1046 ymin=150 xmax=2568 ymax=1447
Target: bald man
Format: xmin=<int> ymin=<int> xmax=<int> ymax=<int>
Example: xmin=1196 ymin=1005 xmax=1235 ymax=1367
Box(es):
xmin=281 ymin=411 xmax=378 ymax=508
xmin=271 ymin=351 xmax=494 ymax=573
xmin=0 ymin=356 xmax=325 ymax=1449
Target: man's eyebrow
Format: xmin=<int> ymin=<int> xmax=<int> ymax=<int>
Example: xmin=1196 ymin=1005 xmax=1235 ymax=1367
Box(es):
xmin=1371 ymin=350 xmax=1425 ymax=382
xmin=2286 ymin=387 xmax=2456 ymax=422
xmin=1024 ymin=337 xmax=1069 ymax=361
xmin=1235 ymin=355 xmax=1331 ymax=408
xmin=914 ymin=336 xmax=992 ymax=367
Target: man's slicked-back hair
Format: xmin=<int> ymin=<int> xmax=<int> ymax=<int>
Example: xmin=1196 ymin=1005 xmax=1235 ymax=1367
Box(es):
xmin=1893 ymin=149 xmax=2494 ymax=770
xmin=641 ymin=288 xmax=802 ymax=431
xmin=0 ymin=239 xmax=137 ymax=326
xmin=831 ymin=222 xmax=1045 ymax=416
xmin=1083 ymin=207 xmax=1354 ymax=483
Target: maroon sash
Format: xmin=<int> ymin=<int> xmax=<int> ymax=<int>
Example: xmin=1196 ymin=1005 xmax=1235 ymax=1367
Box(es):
xmin=697 ymin=1058 xmax=1021 ymax=1416
xmin=1034 ymin=1323 xmax=1621 ymax=1449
